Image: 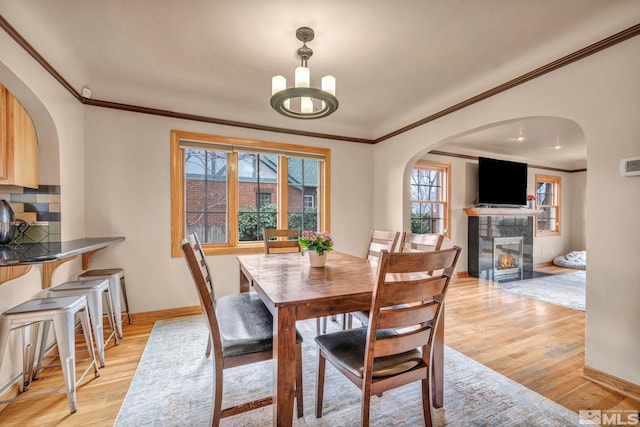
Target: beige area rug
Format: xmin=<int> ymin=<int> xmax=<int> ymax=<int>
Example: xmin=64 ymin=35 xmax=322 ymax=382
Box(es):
xmin=115 ymin=316 xmax=580 ymax=426
xmin=499 ymin=271 xmax=586 ymax=311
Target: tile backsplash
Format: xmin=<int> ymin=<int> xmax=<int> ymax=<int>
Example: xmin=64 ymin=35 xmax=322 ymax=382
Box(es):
xmin=0 ymin=185 xmax=61 ymax=243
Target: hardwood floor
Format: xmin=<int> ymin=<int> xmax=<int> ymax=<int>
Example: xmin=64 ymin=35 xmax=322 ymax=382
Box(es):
xmin=0 ymin=267 xmax=636 ymax=425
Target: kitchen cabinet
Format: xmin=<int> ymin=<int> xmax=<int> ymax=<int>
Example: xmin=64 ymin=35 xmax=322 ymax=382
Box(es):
xmin=0 ymin=83 xmax=38 ymax=188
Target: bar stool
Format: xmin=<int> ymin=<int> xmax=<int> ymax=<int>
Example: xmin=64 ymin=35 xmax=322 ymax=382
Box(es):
xmin=78 ymin=268 xmax=130 ymax=339
xmin=0 ymin=296 xmax=100 ymax=413
xmin=44 ymin=279 xmax=118 ymax=368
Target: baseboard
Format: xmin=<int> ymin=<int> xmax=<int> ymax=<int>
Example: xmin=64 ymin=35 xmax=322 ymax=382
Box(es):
xmin=0 ymin=378 xmax=21 ymax=411
xmin=455 ymin=271 xmax=469 ymax=278
xmin=129 ymin=305 xmax=202 ymax=323
xmin=583 ymin=365 xmax=640 ymax=402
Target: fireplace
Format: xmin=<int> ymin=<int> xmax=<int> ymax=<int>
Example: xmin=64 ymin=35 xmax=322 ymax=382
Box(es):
xmin=467 ymin=214 xmax=534 ymax=281
xmin=492 ymin=236 xmax=523 ymax=281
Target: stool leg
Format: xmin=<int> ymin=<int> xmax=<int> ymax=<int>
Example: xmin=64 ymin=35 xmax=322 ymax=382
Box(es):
xmin=120 ymin=276 xmax=132 ymax=325
xmin=85 ymin=293 xmax=106 ymax=368
xmin=20 ymin=323 xmax=38 ymax=391
xmin=0 ymin=318 xmax=12 ymax=375
xmin=102 ymin=289 xmax=119 ymax=346
xmin=78 ymin=308 xmax=100 ymax=380
xmin=33 ymin=320 xmax=51 ymax=380
xmin=108 ymin=276 xmax=124 ymax=339
xmin=52 ymin=310 xmax=79 ymax=413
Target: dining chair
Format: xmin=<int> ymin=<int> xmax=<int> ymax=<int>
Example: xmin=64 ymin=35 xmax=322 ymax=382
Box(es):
xmin=264 ymin=228 xmax=301 ymax=254
xmin=264 ymin=228 xmax=328 ymax=335
xmin=315 ymin=246 xmax=462 ymax=427
xmin=399 ymin=232 xmax=444 ymax=253
xmin=181 ymin=233 xmax=304 ymax=425
xmin=364 ymin=229 xmax=401 ymax=261
xmin=340 ymin=229 xmax=402 ymax=330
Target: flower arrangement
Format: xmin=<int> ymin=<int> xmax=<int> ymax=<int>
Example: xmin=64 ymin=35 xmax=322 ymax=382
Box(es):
xmin=527 ymin=194 xmax=536 ymax=201
xmin=299 ymin=230 xmax=334 ymax=256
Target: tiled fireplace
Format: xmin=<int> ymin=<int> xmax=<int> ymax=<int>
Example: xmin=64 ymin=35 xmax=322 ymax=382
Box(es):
xmin=467 ymin=213 xmax=534 ymax=281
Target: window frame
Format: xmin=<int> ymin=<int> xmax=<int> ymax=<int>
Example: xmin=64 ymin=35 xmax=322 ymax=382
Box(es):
xmin=410 ymin=160 xmax=451 ymax=238
xmin=171 ymin=130 xmax=331 ymax=256
xmin=535 ymin=174 xmax=561 ymax=237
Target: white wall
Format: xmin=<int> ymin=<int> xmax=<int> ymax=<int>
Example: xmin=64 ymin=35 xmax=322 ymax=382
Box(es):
xmin=0 ymin=29 xmax=85 ymax=389
xmin=82 ymin=107 xmax=374 ymax=312
xmin=373 ymin=36 xmax=640 ymax=386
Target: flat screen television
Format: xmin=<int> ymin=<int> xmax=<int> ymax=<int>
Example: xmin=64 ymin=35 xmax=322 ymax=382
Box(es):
xmin=477 ymin=157 xmax=528 ymax=207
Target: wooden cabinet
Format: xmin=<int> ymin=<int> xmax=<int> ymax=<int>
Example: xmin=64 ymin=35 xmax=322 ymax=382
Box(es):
xmin=0 ymin=83 xmax=38 ymax=188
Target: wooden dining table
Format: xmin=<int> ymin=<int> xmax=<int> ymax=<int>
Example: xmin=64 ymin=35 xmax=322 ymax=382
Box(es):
xmin=237 ymin=250 xmax=445 ymax=426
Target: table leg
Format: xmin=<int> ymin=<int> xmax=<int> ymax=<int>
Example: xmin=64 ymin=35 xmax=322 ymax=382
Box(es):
xmin=433 ymin=305 xmax=444 ymax=408
xmin=273 ymin=305 xmax=297 ymax=426
xmin=239 ymin=266 xmax=251 ymax=293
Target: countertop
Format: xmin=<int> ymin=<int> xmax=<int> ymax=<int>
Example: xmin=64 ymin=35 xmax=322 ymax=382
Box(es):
xmin=0 ymin=237 xmax=125 ymax=266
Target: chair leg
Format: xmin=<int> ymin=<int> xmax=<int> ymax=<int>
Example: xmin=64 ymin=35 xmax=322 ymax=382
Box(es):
xmin=52 ymin=311 xmax=79 ymax=413
xmin=295 ymin=342 xmax=304 ymax=418
xmin=316 ymin=318 xmax=321 ymax=335
xmin=421 ymin=377 xmax=433 ymax=427
xmin=361 ymin=385 xmax=372 ymax=427
xmin=322 ymin=316 xmax=327 ymax=334
xmin=315 ymin=350 xmax=326 ymax=418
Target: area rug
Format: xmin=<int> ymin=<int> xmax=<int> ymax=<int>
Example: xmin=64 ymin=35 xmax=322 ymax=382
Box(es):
xmin=114 ymin=316 xmax=580 ymax=426
xmin=499 ymin=271 xmax=586 ymax=311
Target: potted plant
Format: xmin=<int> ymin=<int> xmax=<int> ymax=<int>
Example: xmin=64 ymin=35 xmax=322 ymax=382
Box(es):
xmin=527 ymin=194 xmax=536 ymax=209
xmin=299 ymin=230 xmax=334 ymax=267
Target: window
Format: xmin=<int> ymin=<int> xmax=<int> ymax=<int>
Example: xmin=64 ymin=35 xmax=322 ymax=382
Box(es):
xmin=410 ymin=161 xmax=450 ymax=237
xmin=303 ymin=195 xmax=315 ymax=210
xmin=535 ymin=174 xmax=561 ymax=236
xmin=171 ymin=131 xmax=330 ymax=256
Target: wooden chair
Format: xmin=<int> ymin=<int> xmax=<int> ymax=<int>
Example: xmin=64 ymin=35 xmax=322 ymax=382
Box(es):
xmin=181 ymin=233 xmax=304 ymax=425
xmin=399 ymin=232 xmax=444 ymax=253
xmin=264 ymin=228 xmax=301 ymax=254
xmin=364 ymin=229 xmax=401 ymax=261
xmin=341 ymin=229 xmax=401 ymax=330
xmin=315 ymin=247 xmax=462 ymax=427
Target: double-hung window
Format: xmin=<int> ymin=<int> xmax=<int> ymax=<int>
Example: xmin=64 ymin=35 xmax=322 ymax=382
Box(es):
xmin=535 ymin=174 xmax=561 ymax=236
xmin=171 ymin=131 xmax=330 ymax=256
xmin=410 ymin=160 xmax=450 ymax=237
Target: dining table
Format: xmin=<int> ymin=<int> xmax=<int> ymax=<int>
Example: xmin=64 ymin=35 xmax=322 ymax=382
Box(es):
xmin=237 ymin=250 xmax=445 ymax=426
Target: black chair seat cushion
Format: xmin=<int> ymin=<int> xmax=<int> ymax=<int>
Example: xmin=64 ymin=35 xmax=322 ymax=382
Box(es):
xmin=216 ymin=292 xmax=302 ymax=358
xmin=315 ymin=327 xmax=423 ymax=378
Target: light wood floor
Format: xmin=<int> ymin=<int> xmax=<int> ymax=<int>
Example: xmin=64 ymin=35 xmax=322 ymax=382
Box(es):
xmin=0 ymin=267 xmax=637 ymax=425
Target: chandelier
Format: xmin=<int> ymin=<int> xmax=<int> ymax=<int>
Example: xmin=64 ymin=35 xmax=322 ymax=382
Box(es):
xmin=271 ymin=27 xmax=338 ymax=119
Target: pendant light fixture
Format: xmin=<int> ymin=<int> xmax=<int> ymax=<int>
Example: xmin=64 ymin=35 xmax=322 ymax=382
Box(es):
xmin=271 ymin=27 xmax=338 ymax=119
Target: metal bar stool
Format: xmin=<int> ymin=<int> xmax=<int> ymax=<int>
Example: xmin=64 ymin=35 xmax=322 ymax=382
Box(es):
xmin=0 ymin=296 xmax=100 ymax=413
xmin=43 ymin=279 xmax=118 ymax=368
xmin=78 ymin=268 xmax=130 ymax=339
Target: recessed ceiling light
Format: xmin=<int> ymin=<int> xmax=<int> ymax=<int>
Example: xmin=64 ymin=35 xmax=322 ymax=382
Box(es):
xmin=554 ymin=144 xmax=562 ymax=149
xmin=515 ymin=136 xmax=526 ymax=142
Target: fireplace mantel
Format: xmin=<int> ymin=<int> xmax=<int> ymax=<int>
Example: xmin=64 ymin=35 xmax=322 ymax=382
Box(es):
xmin=464 ymin=207 xmax=543 ymax=216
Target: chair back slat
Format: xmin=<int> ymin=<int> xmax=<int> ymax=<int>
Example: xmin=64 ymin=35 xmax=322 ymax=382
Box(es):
xmin=377 ymin=302 xmax=438 ymax=330
xmin=373 ymin=327 xmax=432 ymax=358
xmin=363 ymin=246 xmax=462 ymax=380
xmin=380 ymin=277 xmax=448 ymax=307
xmin=399 ymin=232 xmax=444 ymax=253
xmin=264 ymin=229 xmax=301 ymax=254
xmin=365 ymin=229 xmax=400 ymax=260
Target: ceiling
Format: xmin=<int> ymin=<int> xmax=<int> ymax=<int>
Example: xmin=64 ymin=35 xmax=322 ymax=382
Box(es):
xmin=2 ymin=1 xmax=640 ymax=170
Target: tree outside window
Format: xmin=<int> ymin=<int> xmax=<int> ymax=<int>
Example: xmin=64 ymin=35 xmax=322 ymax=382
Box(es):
xmin=410 ymin=161 xmax=450 ymax=237
xmin=535 ymin=174 xmax=561 ymax=236
xmin=171 ymin=131 xmax=330 ymax=256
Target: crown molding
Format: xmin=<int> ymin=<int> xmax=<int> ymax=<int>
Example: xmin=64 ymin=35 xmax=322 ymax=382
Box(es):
xmin=1 ymin=15 xmax=639 ymax=144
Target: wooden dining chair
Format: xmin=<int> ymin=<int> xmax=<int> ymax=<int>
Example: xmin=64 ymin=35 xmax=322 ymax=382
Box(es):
xmin=364 ymin=229 xmax=401 ymax=261
xmin=315 ymin=246 xmax=462 ymax=427
xmin=181 ymin=233 xmax=304 ymax=425
xmin=353 ymin=231 xmax=446 ymax=328
xmin=264 ymin=228 xmax=301 ymax=254
xmin=399 ymin=232 xmax=444 ymax=253
xmin=340 ymin=229 xmax=402 ymax=330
